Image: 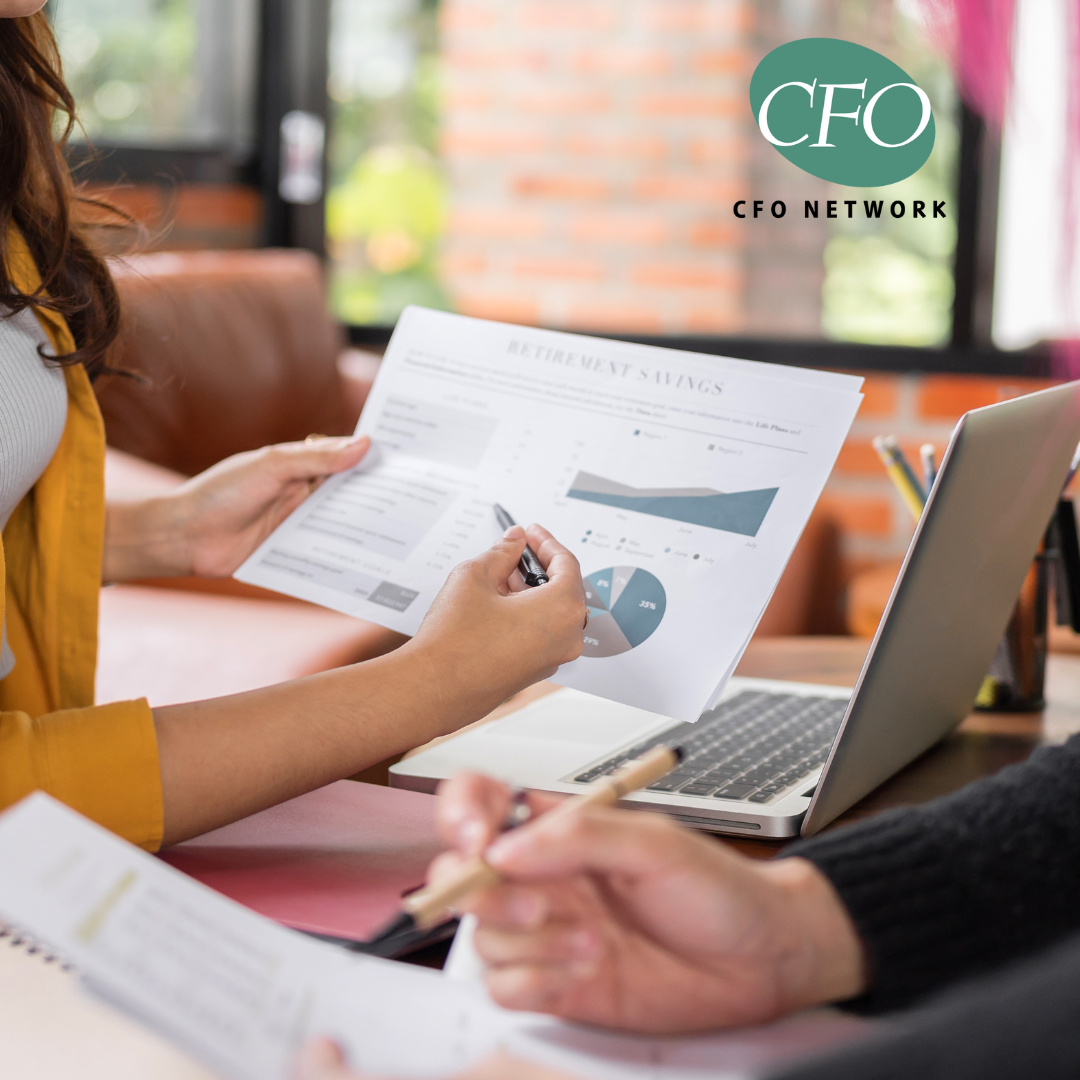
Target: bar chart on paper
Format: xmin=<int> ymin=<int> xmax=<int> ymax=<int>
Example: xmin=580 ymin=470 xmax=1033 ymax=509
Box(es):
xmin=567 ymin=471 xmax=779 ymax=538
xmin=582 ymin=567 xmax=667 ymax=658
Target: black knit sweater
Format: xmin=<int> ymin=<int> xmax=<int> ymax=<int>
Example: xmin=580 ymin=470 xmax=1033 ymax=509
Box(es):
xmin=767 ymin=732 xmax=1080 ymax=1079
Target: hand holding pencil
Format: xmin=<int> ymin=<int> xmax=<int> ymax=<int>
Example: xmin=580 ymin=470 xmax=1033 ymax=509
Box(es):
xmin=428 ymin=764 xmax=866 ymax=1031
xmin=362 ymin=745 xmax=683 ymax=947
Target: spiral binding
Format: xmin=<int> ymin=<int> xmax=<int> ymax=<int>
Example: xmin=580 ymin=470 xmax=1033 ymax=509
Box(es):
xmin=0 ymin=921 xmax=73 ymax=971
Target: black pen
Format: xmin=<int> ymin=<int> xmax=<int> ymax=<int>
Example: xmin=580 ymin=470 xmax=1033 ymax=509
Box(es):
xmin=493 ymin=503 xmax=549 ymax=587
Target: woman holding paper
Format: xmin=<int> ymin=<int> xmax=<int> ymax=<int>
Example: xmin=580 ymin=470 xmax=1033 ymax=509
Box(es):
xmin=0 ymin=5 xmax=587 ymax=850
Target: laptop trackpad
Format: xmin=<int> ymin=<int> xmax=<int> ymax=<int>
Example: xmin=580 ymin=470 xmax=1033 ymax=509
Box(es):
xmin=495 ymin=689 xmax=671 ymax=745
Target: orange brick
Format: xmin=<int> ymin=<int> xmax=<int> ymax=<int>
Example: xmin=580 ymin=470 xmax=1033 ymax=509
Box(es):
xmin=833 ymin=441 xmax=888 ymax=477
xmin=513 ymin=256 xmax=606 ymax=281
xmin=173 ymin=185 xmax=262 ymax=228
xmin=572 ymin=47 xmax=672 ymax=77
xmin=515 ymin=89 xmax=611 ymax=114
xmin=638 ymin=0 xmax=750 ymax=35
xmin=513 ymin=174 xmax=610 ymax=200
xmin=565 ymin=302 xmax=664 ymax=333
xmin=565 ymin=133 xmax=668 ymax=161
xmin=439 ymin=3 xmax=498 ymax=32
xmin=685 ymin=306 xmax=744 ymax=333
xmin=817 ymin=493 xmax=894 ymax=539
xmin=857 ymin=374 xmax=900 ymax=417
xmin=441 ymin=129 xmax=548 ymax=156
xmin=454 ymin=293 xmax=540 ymax=325
xmin=448 ymin=208 xmax=547 ymax=240
xmin=443 ymin=87 xmax=494 ymax=112
xmin=569 ymin=212 xmax=670 ymax=246
xmin=693 ymin=49 xmax=751 ymax=76
xmin=689 ymin=220 xmax=743 ymax=248
xmin=520 ymin=1 xmax=617 ymax=30
xmin=442 ymin=48 xmax=549 ymax=72
xmin=635 ymin=174 xmax=741 ymax=205
xmin=687 ymin=137 xmax=747 ymax=165
xmin=637 ymin=92 xmax=742 ymax=118
xmin=440 ymin=250 xmax=487 ymax=277
xmin=917 ymin=375 xmax=1060 ymax=419
xmin=633 ymin=262 xmax=742 ymax=290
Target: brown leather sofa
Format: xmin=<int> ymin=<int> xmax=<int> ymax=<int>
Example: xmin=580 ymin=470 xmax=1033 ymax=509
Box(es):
xmin=94 ymin=249 xmax=844 ymax=711
xmin=97 ymin=250 xmax=401 ymax=707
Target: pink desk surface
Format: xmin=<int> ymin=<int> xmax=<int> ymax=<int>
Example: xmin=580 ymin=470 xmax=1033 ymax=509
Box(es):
xmin=158 ymin=781 xmax=445 ymax=941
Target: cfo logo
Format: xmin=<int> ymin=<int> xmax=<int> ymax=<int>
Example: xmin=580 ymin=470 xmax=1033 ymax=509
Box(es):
xmin=750 ymin=38 xmax=935 ymax=186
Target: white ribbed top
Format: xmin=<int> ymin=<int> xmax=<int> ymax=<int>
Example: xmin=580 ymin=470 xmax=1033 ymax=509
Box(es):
xmin=0 ymin=308 xmax=68 ymax=680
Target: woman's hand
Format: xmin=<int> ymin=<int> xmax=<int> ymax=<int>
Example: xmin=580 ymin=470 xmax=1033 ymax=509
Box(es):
xmin=154 ymin=523 xmax=586 ymax=845
xmin=404 ymin=524 xmax=588 ymax=719
xmin=295 ymin=1039 xmax=574 ymax=1080
xmin=104 ymin=435 xmax=370 ymax=582
xmin=428 ymin=775 xmax=867 ymax=1035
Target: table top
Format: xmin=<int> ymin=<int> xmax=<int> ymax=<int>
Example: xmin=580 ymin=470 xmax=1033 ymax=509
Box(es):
xmin=724 ymin=636 xmax=1080 ymax=857
xmin=8 ymin=637 xmax=1080 ymax=1078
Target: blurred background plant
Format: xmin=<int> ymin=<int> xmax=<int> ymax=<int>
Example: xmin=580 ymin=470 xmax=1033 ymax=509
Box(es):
xmin=821 ymin=0 xmax=959 ymax=346
xmin=50 ymin=0 xmax=255 ymax=148
xmin=52 ymin=0 xmax=197 ymax=142
xmin=326 ymin=0 xmax=449 ymax=325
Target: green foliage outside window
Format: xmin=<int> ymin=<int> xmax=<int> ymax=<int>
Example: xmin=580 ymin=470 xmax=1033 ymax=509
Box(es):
xmin=821 ymin=4 xmax=959 ymax=346
xmin=50 ymin=0 xmax=200 ymax=144
xmin=326 ymin=0 xmax=450 ymax=325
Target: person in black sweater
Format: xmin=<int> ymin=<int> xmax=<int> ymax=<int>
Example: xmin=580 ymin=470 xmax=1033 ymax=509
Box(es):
xmin=295 ymin=735 xmax=1080 ymax=1080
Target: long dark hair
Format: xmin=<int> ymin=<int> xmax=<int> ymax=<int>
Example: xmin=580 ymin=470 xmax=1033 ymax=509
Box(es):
xmin=0 ymin=12 xmax=122 ymax=378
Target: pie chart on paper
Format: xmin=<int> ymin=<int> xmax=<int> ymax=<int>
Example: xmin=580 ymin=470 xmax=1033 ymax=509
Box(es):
xmin=581 ymin=566 xmax=667 ymax=658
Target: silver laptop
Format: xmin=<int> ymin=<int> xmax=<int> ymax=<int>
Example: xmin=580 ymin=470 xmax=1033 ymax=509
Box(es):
xmin=391 ymin=383 xmax=1080 ymax=838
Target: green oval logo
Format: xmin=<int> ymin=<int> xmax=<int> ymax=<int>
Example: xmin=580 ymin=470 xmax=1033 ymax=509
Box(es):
xmin=749 ymin=38 xmax=935 ymax=186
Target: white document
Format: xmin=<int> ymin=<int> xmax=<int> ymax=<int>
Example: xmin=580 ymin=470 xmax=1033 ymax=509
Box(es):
xmin=0 ymin=795 xmax=870 ymax=1080
xmin=237 ymin=308 xmax=862 ymax=722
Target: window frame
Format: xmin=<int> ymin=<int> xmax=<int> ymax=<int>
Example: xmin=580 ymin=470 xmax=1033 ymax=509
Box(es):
xmin=66 ymin=2 xmax=1043 ymax=377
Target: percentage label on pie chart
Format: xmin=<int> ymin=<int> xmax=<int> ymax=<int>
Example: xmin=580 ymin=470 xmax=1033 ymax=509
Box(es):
xmin=582 ymin=566 xmax=667 ymax=658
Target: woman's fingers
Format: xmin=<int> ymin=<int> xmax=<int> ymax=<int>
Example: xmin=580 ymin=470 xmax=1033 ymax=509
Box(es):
xmin=295 ymin=1037 xmax=351 ymax=1079
xmin=471 ymin=527 xmax=530 ymax=587
xmin=525 ymin=524 xmax=581 ymax=582
xmin=270 ymin=434 xmax=371 ymax=483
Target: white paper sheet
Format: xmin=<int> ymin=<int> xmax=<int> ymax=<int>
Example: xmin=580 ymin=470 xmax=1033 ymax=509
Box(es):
xmin=0 ymin=796 xmax=872 ymax=1080
xmin=238 ymin=308 xmax=862 ymax=722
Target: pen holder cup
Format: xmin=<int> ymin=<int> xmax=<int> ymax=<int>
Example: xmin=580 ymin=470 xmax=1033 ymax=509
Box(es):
xmin=974 ymin=550 xmax=1049 ymax=712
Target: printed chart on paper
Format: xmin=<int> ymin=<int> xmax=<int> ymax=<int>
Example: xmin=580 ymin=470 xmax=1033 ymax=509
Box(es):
xmin=238 ymin=308 xmax=863 ymax=722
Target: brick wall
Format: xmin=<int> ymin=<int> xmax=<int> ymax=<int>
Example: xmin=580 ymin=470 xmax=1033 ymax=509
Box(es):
xmin=438 ymin=0 xmax=755 ymax=334
xmin=437 ymin=0 xmax=1055 ymax=583
xmin=826 ymin=373 xmax=1060 ymax=575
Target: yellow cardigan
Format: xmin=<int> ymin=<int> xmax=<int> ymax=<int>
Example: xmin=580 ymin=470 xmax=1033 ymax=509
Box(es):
xmin=0 ymin=231 xmax=162 ymax=850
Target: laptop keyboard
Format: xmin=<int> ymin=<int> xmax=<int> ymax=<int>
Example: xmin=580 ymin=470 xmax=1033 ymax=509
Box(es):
xmin=572 ymin=690 xmax=849 ymax=804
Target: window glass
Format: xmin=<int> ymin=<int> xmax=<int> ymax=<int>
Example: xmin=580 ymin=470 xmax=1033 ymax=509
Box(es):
xmin=993 ymin=0 xmax=1077 ymax=349
xmin=326 ymin=0 xmax=446 ymax=325
xmin=327 ymin=0 xmax=959 ymax=342
xmin=51 ymin=0 xmax=257 ymax=148
xmin=818 ymin=2 xmax=958 ymax=346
